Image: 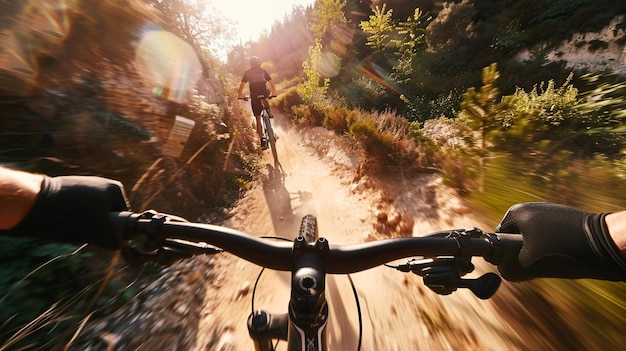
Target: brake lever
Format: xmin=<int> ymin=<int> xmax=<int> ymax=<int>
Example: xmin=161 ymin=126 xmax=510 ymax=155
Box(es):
xmin=389 ymin=228 xmax=502 ymax=299
xmin=118 ymin=210 xmax=223 ymax=266
xmin=391 ymin=258 xmax=501 ymax=299
xmin=122 ymin=239 xmax=222 ymax=266
xmin=421 ymin=266 xmax=501 ymax=300
xmin=122 ymin=245 xmax=191 ymax=266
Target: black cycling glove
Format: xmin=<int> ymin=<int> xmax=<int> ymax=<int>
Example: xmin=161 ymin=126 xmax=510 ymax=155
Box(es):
xmin=3 ymin=175 xmax=130 ymax=249
xmin=495 ymin=202 xmax=626 ymax=282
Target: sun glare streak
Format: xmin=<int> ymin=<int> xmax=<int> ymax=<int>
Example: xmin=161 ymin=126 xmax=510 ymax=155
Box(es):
xmin=209 ymin=0 xmax=315 ymax=42
xmin=358 ymin=62 xmax=403 ymax=95
xmin=134 ymin=29 xmax=203 ymax=103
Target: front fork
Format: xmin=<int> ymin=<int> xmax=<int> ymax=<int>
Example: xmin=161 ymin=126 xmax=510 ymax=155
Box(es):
xmin=248 ymin=305 xmax=329 ymax=351
xmin=248 ymin=311 xmax=288 ymax=351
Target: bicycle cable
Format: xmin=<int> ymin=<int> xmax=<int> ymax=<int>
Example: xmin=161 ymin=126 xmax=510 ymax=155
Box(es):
xmin=251 ymin=236 xmax=292 ymax=315
xmin=346 ymin=274 xmax=362 ymax=351
xmin=250 ymin=236 xmax=292 ymax=351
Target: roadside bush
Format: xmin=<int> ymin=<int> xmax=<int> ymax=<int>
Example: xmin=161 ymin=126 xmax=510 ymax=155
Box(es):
xmin=323 ymin=106 xmax=355 ymax=134
xmin=348 ymin=109 xmax=436 ymax=173
xmin=273 ymin=88 xmax=303 ymax=113
xmin=0 ymin=238 xmax=94 ymax=349
xmin=438 ymin=147 xmax=482 ymax=194
xmin=291 ymin=103 xmax=324 ymax=126
xmin=419 ymin=117 xmax=480 ymax=192
xmin=334 ymin=76 xmax=392 ymax=111
xmin=349 ymin=116 xmax=398 ymax=165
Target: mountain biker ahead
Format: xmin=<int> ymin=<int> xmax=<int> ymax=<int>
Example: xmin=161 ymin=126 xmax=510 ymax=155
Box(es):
xmin=237 ymin=56 xmax=277 ymax=149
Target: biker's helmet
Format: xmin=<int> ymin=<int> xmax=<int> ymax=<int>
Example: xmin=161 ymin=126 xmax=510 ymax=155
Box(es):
xmin=249 ymin=56 xmax=262 ymax=67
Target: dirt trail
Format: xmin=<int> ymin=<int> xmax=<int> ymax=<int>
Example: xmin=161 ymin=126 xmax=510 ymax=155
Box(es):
xmin=194 ymin=112 xmax=524 ymax=350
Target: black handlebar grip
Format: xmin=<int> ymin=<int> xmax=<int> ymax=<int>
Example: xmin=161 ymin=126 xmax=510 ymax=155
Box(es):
xmin=485 ymin=233 xmax=523 ymax=265
xmin=109 ymin=211 xmax=135 ymax=243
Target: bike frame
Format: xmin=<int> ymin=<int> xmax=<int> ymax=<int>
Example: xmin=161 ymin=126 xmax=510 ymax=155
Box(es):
xmin=258 ymin=95 xmax=279 ymax=165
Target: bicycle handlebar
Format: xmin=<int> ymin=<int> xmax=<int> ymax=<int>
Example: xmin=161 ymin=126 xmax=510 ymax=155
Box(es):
xmin=110 ymin=211 xmax=522 ymax=274
xmin=239 ymin=95 xmax=275 ymax=102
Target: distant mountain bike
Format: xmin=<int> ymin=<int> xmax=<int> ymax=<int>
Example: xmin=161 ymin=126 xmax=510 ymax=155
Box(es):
xmin=241 ymin=95 xmax=278 ymax=165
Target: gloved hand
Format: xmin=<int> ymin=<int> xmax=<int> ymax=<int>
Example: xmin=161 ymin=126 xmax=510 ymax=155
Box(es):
xmin=6 ymin=175 xmax=130 ymax=249
xmin=495 ymin=202 xmax=626 ymax=282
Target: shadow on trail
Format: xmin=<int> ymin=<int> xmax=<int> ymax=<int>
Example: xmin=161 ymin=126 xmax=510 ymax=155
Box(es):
xmin=260 ymin=163 xmax=313 ymax=239
xmin=327 ymin=275 xmax=361 ymax=350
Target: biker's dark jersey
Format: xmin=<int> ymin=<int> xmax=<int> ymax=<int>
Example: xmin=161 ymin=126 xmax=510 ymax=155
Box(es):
xmin=241 ymin=67 xmax=271 ymax=98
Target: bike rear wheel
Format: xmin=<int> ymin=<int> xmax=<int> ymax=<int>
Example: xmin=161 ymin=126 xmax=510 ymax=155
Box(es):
xmin=263 ymin=111 xmax=279 ymax=164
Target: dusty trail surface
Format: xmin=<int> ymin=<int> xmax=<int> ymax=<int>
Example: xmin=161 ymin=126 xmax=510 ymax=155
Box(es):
xmin=194 ymin=112 xmax=523 ymax=350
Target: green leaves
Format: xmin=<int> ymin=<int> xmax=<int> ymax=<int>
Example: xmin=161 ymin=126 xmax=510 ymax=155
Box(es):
xmin=459 ymin=63 xmax=514 ymax=149
xmin=359 ymin=4 xmax=395 ymax=51
xmin=0 ymin=237 xmax=92 ymax=349
xmin=310 ymin=0 xmax=347 ymax=40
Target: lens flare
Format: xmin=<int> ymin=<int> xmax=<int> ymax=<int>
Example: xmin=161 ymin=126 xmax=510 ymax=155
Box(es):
xmin=316 ymin=51 xmax=341 ymax=78
xmin=134 ymin=30 xmax=203 ymax=103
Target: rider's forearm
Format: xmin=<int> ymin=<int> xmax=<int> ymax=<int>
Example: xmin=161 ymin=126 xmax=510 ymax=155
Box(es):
xmin=605 ymin=211 xmax=626 ymax=259
xmin=268 ymin=80 xmax=277 ymax=96
xmin=0 ymin=166 xmax=44 ymax=230
xmin=237 ymin=82 xmax=245 ymax=98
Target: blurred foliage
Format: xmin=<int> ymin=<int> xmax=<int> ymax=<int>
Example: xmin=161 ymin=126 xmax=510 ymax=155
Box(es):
xmin=0 ymin=238 xmax=92 ymax=350
xmin=323 ymin=105 xmax=355 ymax=135
xmin=424 ymin=0 xmax=476 ymax=52
xmin=310 ymin=0 xmax=348 ymax=41
xmin=0 ymin=1 xmax=253 ymax=350
xmin=272 ymin=87 xmax=304 ymax=113
xmin=459 ymin=63 xmax=516 ymax=151
xmin=349 ymin=115 xmax=397 ymax=165
xmin=301 ymin=40 xmax=330 ymax=104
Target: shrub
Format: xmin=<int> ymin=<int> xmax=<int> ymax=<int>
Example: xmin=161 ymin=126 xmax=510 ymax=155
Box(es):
xmin=290 ymin=104 xmax=324 ymax=126
xmin=0 ymin=238 xmax=94 ymax=349
xmin=323 ymin=106 xmax=354 ymax=134
xmin=348 ymin=110 xmax=436 ymax=173
xmin=349 ymin=116 xmax=397 ymax=164
xmin=273 ymin=88 xmax=303 ymax=113
xmin=438 ymin=146 xmax=482 ymax=194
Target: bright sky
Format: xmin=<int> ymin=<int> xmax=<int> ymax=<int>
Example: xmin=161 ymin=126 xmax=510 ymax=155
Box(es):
xmin=211 ymin=0 xmax=316 ymax=43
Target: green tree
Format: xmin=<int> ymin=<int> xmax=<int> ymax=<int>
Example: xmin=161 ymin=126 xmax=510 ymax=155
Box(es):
xmin=459 ymin=63 xmax=515 ymax=151
xmin=459 ymin=63 xmax=515 ymax=191
xmin=301 ymin=40 xmax=330 ymax=103
xmin=425 ymin=0 xmax=476 ymax=52
xmin=310 ymin=0 xmax=348 ymax=40
xmin=359 ymin=4 xmax=395 ymax=52
xmin=392 ymin=8 xmax=430 ymax=64
xmin=358 ymin=5 xmax=432 ymax=119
